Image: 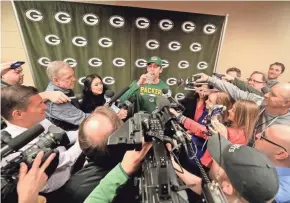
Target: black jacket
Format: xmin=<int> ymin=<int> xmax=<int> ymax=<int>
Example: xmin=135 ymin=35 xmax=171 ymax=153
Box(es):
xmin=55 ymin=146 xmax=138 ymax=203
xmin=179 ymin=92 xmax=199 ymax=120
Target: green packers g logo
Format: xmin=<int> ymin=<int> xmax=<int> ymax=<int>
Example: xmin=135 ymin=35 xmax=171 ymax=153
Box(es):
xmin=149 ymin=98 xmax=155 ymax=103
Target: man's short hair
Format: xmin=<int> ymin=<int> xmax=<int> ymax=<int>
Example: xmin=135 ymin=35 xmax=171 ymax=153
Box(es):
xmin=46 ymin=61 xmax=70 ymax=80
xmin=78 ymin=106 xmax=123 ymax=153
xmin=226 ymin=67 xmax=241 ymax=78
xmin=270 ymin=62 xmax=285 ymax=73
xmin=1 ymin=85 xmax=39 ymax=121
xmin=250 ymin=71 xmax=268 ymax=83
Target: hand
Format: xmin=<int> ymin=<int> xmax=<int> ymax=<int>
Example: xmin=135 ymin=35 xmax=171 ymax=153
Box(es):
xmin=40 ymin=91 xmax=71 ymax=104
xmin=121 ymin=142 xmax=152 ymax=176
xmin=17 ymin=151 xmax=56 ymax=203
xmin=222 ymin=74 xmax=235 ymax=82
xmin=117 ymin=109 xmax=128 ymax=119
xmin=208 ymin=120 xmax=228 ymax=139
xmin=137 ymin=74 xmax=148 ymax=87
xmin=193 ymin=73 xmax=209 ymax=83
xmin=169 ymin=108 xmax=181 ymax=117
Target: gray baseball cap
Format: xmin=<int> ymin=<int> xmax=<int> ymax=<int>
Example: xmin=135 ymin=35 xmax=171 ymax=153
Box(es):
xmin=208 ymin=134 xmax=279 ymax=203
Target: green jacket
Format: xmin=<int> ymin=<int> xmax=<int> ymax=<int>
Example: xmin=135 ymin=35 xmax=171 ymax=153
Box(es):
xmin=120 ymin=80 xmax=169 ymax=113
xmin=84 ymin=163 xmax=129 ymax=203
xmin=232 ymin=78 xmax=263 ymax=96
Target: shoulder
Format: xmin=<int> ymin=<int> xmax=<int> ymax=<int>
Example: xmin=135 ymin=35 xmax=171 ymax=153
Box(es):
xmin=227 ymin=128 xmax=247 ymax=144
xmin=62 ymin=163 xmax=110 ymax=197
xmin=159 ymin=80 xmax=169 ymax=87
xmin=40 ymin=119 xmax=53 ymax=133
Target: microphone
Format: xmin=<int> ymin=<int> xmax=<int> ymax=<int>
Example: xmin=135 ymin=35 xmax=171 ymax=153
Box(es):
xmin=177 ymin=77 xmax=208 ymax=86
xmin=162 ymin=89 xmax=185 ymax=111
xmin=108 ymin=86 xmax=130 ymax=106
xmin=1 ymin=124 xmax=45 ymax=158
xmin=118 ymin=96 xmax=136 ymax=110
xmin=69 ymin=93 xmax=83 ymax=100
xmin=156 ymin=96 xmax=185 ymax=144
xmin=104 ymin=90 xmax=115 ymax=105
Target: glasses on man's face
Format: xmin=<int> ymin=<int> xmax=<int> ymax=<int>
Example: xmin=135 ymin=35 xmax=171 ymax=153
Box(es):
xmin=247 ymin=78 xmax=265 ymax=84
xmin=256 ymin=131 xmax=287 ymax=152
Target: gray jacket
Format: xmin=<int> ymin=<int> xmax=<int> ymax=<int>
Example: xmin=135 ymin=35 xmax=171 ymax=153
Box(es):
xmin=45 ymin=82 xmax=88 ymax=125
xmin=207 ymin=77 xmax=290 ymax=134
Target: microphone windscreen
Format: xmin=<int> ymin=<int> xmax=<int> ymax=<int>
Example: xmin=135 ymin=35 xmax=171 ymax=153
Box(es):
xmin=128 ymin=96 xmax=136 ymax=103
xmin=162 ymin=89 xmax=169 ymax=94
xmin=105 ymin=90 xmax=114 ymax=98
xmin=177 ymin=79 xmax=184 ymax=86
xmin=156 ymin=96 xmax=171 ymax=110
xmin=8 ymin=124 xmax=44 ymax=150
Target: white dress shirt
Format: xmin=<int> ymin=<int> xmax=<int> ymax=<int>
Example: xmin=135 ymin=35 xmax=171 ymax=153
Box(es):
xmin=1 ymin=119 xmax=82 ymax=192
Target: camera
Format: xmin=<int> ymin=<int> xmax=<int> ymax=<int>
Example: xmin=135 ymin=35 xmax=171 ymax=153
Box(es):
xmin=1 ymin=125 xmax=70 ymax=201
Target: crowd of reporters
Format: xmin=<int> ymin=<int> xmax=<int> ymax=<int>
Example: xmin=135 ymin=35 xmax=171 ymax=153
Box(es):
xmin=1 ymin=57 xmax=289 ymax=203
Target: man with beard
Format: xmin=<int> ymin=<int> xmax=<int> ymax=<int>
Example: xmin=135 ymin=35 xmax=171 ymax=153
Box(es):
xmin=59 ymin=106 xmax=138 ymax=203
xmin=120 ymin=56 xmax=169 ymax=113
xmin=267 ymin=62 xmax=285 ymax=88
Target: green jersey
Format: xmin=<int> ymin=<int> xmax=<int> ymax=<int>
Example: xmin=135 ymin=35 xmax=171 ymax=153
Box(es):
xmin=120 ymin=80 xmax=169 ymax=113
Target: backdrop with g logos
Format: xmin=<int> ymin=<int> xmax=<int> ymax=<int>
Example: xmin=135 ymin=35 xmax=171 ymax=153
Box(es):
xmin=13 ymin=1 xmax=226 ymax=99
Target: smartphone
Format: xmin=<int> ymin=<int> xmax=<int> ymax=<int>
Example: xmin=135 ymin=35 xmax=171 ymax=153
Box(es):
xmin=210 ymin=105 xmax=226 ymax=117
xmin=10 ymin=61 xmax=25 ymax=69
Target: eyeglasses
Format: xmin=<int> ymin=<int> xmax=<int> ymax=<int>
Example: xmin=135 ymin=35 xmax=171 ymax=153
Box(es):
xmin=247 ymin=78 xmax=265 ymax=84
xmin=256 ymin=130 xmax=287 ymax=152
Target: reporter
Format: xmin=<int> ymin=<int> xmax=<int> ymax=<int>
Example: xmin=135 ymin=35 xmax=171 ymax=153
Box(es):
xmin=0 ymin=61 xmax=24 ymax=86
xmin=80 ymin=74 xmax=127 ymax=119
xmin=84 ymin=143 xmax=152 ymax=203
xmin=194 ymin=73 xmax=290 ymax=136
xmin=179 ymin=84 xmax=211 ymax=121
xmin=170 ymin=134 xmax=279 ymax=203
xmin=226 ymin=67 xmax=241 ymax=78
xmin=170 ymin=92 xmax=231 ymax=165
xmin=170 ymin=99 xmax=260 ymax=168
xmin=80 ymin=74 xmax=108 ymax=113
xmin=17 ymin=151 xmax=56 ymax=203
xmin=1 ymin=85 xmax=82 ymax=193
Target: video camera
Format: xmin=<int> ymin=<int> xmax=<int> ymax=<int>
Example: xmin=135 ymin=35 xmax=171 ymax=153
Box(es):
xmin=107 ymin=96 xmax=228 ymax=203
xmin=1 ymin=125 xmax=70 ymax=201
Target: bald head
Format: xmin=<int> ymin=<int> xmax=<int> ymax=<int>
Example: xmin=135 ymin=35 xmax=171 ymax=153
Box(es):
xmin=255 ymin=125 xmax=290 ymax=167
xmin=264 ymin=83 xmax=290 ymax=114
xmin=267 ymin=125 xmax=290 ymax=151
xmin=272 ymin=83 xmax=290 ymax=100
xmin=83 ymin=114 xmax=114 ymax=149
xmin=78 ymin=106 xmax=123 ymax=154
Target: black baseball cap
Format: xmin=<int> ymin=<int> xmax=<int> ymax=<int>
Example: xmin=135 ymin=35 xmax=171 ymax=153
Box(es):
xmin=208 ymin=134 xmax=279 ymax=203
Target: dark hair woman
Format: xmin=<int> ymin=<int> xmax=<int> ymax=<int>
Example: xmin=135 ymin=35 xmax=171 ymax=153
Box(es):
xmin=80 ymin=74 xmax=108 ymax=113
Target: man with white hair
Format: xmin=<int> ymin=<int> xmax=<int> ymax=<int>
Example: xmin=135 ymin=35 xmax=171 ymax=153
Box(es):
xmin=45 ymin=61 xmax=88 ymax=130
xmin=255 ymin=125 xmax=290 ymax=203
